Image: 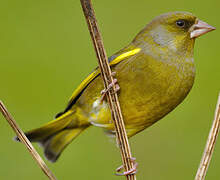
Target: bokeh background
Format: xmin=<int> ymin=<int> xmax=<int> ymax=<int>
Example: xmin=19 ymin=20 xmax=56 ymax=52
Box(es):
xmin=0 ymin=0 xmax=219 ymax=179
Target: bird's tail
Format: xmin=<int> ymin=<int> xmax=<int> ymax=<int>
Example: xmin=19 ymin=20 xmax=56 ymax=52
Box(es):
xmin=15 ymin=111 xmax=89 ymax=162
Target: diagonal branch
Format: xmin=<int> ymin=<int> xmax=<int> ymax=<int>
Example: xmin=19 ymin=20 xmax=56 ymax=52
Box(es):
xmin=0 ymin=101 xmax=57 ymax=180
xmin=195 ymin=92 xmax=220 ymax=180
xmin=80 ymin=0 xmax=136 ymax=179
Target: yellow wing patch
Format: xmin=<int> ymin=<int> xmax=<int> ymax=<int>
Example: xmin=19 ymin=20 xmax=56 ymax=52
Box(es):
xmin=68 ymin=48 xmax=141 ymax=105
xmin=68 ymin=70 xmax=100 ymax=103
xmin=109 ymin=48 xmax=141 ymax=66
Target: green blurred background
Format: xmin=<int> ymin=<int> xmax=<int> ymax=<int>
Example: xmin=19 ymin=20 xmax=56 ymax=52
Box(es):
xmin=0 ymin=0 xmax=219 ymax=179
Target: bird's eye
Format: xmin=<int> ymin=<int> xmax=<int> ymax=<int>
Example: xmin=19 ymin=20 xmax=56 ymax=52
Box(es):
xmin=176 ymin=20 xmax=185 ymax=28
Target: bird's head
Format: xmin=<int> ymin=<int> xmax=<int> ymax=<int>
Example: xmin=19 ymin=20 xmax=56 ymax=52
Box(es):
xmin=133 ymin=12 xmax=215 ymax=53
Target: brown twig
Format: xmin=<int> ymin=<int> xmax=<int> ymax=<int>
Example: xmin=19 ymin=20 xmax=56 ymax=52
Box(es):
xmin=195 ymin=92 xmax=220 ymax=180
xmin=80 ymin=0 xmax=136 ymax=179
xmin=0 ymin=101 xmax=57 ymax=180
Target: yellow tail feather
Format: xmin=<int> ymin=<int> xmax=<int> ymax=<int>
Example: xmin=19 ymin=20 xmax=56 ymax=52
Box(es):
xmin=15 ymin=110 xmax=89 ymax=162
xmin=42 ymin=127 xmax=87 ymax=162
xmin=16 ymin=111 xmax=74 ymax=142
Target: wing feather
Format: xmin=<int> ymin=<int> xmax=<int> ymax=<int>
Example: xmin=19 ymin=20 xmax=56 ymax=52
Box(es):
xmin=55 ymin=47 xmax=141 ymax=118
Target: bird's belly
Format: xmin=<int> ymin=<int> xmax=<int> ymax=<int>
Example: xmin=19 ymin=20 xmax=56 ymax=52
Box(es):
xmin=87 ymin=76 xmax=193 ymax=132
xmin=121 ymin=78 xmax=194 ymax=129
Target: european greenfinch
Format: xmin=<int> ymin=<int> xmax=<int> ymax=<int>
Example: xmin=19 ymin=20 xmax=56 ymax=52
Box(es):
xmin=16 ymin=11 xmax=215 ymax=162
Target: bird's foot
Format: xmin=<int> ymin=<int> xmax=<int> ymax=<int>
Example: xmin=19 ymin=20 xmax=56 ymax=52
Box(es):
xmin=100 ymin=72 xmax=120 ymax=102
xmin=115 ymin=157 xmax=138 ymax=176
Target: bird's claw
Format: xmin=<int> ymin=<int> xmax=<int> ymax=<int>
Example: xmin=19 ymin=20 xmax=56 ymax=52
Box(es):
xmin=111 ymin=71 xmax=116 ymax=77
xmin=101 ymin=78 xmax=118 ymax=95
xmin=100 ymin=75 xmax=120 ymax=102
xmin=115 ymin=157 xmax=138 ymax=176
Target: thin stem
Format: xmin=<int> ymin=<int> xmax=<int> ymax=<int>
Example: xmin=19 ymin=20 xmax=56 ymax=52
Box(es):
xmin=0 ymin=101 xmax=57 ymax=180
xmin=80 ymin=0 xmax=136 ymax=179
xmin=195 ymin=93 xmax=220 ymax=180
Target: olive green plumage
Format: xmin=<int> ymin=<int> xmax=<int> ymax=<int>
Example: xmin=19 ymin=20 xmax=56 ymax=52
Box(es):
xmin=16 ymin=12 xmax=215 ymax=162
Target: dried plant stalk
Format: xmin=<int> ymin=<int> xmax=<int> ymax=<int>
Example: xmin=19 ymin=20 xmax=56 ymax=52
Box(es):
xmin=80 ymin=0 xmax=136 ymax=179
xmin=195 ymin=93 xmax=220 ymax=180
xmin=0 ymin=101 xmax=57 ymax=180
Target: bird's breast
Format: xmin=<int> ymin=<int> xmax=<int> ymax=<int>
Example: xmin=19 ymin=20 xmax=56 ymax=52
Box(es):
xmin=113 ymin=53 xmax=195 ymax=127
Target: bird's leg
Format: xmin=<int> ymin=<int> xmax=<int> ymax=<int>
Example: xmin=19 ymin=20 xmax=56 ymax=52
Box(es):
xmin=100 ymin=72 xmax=120 ymax=102
xmin=115 ymin=157 xmax=138 ymax=176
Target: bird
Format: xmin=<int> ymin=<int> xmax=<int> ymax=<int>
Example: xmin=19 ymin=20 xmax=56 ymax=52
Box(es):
xmin=16 ymin=12 xmax=215 ymax=166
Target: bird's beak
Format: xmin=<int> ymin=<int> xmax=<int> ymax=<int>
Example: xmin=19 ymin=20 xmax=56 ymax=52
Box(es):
xmin=190 ymin=20 xmax=216 ymax=39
